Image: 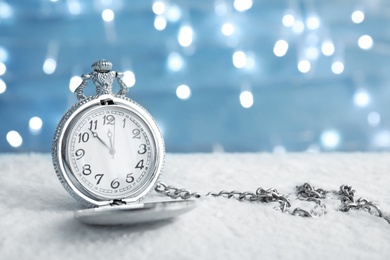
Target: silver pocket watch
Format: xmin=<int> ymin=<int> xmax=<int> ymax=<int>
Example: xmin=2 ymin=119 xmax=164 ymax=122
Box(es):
xmin=52 ymin=60 xmax=195 ymax=225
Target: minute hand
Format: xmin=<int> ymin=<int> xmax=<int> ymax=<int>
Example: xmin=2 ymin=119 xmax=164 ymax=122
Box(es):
xmin=89 ymin=129 xmax=112 ymax=151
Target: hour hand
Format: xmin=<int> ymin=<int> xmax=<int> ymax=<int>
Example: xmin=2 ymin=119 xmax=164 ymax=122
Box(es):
xmin=107 ymin=129 xmax=116 ymax=156
xmin=89 ymin=129 xmax=111 ymax=152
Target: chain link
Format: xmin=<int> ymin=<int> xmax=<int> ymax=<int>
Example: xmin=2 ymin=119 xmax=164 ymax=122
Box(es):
xmin=154 ymin=181 xmax=389 ymax=224
xmin=155 ymin=182 xmax=201 ymax=200
xmin=293 ymin=183 xmax=328 ymax=217
xmin=337 ymin=184 xmax=389 ymax=224
xmin=296 ymin=183 xmax=328 ymax=199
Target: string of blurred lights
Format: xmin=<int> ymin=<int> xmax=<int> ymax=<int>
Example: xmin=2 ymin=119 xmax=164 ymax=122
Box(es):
xmin=0 ymin=0 xmax=389 ymax=152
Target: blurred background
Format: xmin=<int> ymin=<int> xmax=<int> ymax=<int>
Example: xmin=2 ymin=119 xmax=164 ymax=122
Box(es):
xmin=1 ymin=0 xmax=390 ymax=153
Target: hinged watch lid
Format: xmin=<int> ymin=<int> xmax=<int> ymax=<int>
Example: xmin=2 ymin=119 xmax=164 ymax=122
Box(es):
xmin=74 ymin=200 xmax=196 ymax=225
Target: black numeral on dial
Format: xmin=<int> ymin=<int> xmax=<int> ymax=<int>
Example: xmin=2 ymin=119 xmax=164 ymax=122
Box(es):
xmin=103 ymin=115 xmax=115 ymax=125
xmin=138 ymin=144 xmax=147 ymax=154
xmin=89 ymin=120 xmax=97 ymax=131
xmin=95 ymin=174 xmax=104 ymax=185
xmin=135 ymin=159 xmax=144 ymax=170
xmin=78 ymin=132 xmax=89 ymax=143
xmin=75 ymin=149 xmax=85 ymax=160
xmin=126 ymin=173 xmax=134 ymax=183
xmin=132 ymin=129 xmax=141 ymax=139
xmin=111 ymin=178 xmax=120 ymax=189
xmin=82 ymin=164 xmax=92 ymax=175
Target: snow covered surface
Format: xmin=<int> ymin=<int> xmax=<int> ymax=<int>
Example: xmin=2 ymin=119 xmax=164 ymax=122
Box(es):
xmin=0 ymin=153 xmax=389 ymax=260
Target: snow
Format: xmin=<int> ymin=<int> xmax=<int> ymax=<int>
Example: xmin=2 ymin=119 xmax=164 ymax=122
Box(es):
xmin=0 ymin=153 xmax=389 ymax=259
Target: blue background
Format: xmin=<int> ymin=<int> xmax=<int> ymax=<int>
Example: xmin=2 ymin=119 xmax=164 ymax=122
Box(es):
xmin=1 ymin=0 xmax=390 ymax=153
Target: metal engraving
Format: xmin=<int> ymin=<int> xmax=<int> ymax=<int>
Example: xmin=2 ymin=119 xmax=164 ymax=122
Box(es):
xmin=75 ymin=59 xmax=128 ymax=100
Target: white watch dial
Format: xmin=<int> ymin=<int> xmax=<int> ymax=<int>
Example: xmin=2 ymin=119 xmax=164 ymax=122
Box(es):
xmin=66 ymin=105 xmax=156 ymax=200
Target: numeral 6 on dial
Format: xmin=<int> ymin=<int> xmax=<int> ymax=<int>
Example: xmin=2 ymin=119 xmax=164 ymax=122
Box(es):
xmin=111 ymin=178 xmax=120 ymax=189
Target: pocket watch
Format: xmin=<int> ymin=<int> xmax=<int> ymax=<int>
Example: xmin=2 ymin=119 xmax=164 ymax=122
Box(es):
xmin=52 ymin=59 xmax=195 ymax=225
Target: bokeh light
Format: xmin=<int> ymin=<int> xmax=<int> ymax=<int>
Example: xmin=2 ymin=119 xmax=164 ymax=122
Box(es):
xmin=123 ymin=71 xmax=136 ymax=87
xmin=0 ymin=78 xmax=6 ymax=94
xmin=233 ymin=0 xmax=253 ymax=12
xmin=240 ymin=90 xmax=254 ymax=108
xmin=166 ymin=4 xmax=181 ymax=22
xmin=292 ymin=20 xmax=304 ymax=34
xmin=233 ymin=51 xmax=247 ymax=69
xmin=331 ymin=61 xmax=344 ymax=74
xmin=353 ymin=89 xmax=370 ymax=107
xmin=67 ymin=0 xmax=81 ymax=15
xmin=0 ymin=2 xmax=13 ymax=19
xmin=306 ymin=16 xmax=320 ymax=30
xmin=69 ymin=76 xmax=82 ymax=92
xmin=176 ymin=84 xmax=191 ymax=100
xmin=178 ymin=25 xmax=194 ymax=47
xmin=367 ymin=112 xmax=380 ymax=127
xmin=351 ymin=10 xmax=364 ymax=24
xmin=214 ymin=0 xmax=228 ymax=16
xmin=43 ymin=58 xmax=57 ymax=75
xmin=321 ymin=40 xmax=335 ymax=56
xmin=221 ymin=23 xmax=235 ymax=36
xmin=7 ymin=131 xmax=23 ymax=148
xmin=102 ymin=9 xmax=115 ymax=22
xmin=29 ymin=117 xmax=43 ymax=133
xmin=152 ymin=1 xmax=166 ymax=15
xmin=282 ymin=14 xmax=295 ymax=27
xmin=0 ymin=46 xmax=9 ymax=62
xmin=373 ymin=130 xmax=390 ymax=148
xmin=298 ymin=60 xmax=311 ymax=73
xmin=0 ymin=62 xmax=6 ymax=76
xmin=154 ymin=15 xmax=167 ymax=31
xmin=358 ymin=35 xmax=373 ymax=50
xmin=320 ymin=129 xmax=341 ymax=149
xmin=167 ymin=52 xmax=184 ymax=71
xmin=273 ymin=40 xmax=289 ymax=57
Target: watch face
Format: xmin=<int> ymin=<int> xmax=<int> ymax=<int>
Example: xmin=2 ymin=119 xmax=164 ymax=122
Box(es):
xmin=59 ymin=97 xmax=163 ymax=204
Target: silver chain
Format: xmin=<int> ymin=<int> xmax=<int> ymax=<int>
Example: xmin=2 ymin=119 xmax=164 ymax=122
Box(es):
xmin=337 ymin=185 xmax=387 ymax=219
xmin=155 ymin=182 xmax=201 ymax=200
xmin=155 ymin=182 xmax=390 ymax=224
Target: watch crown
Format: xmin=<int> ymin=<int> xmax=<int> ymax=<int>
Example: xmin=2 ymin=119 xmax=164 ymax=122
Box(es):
xmin=92 ymin=59 xmax=112 ymax=73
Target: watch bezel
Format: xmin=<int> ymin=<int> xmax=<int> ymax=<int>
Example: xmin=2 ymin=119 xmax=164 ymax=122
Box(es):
xmin=52 ymin=94 xmax=165 ymax=207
